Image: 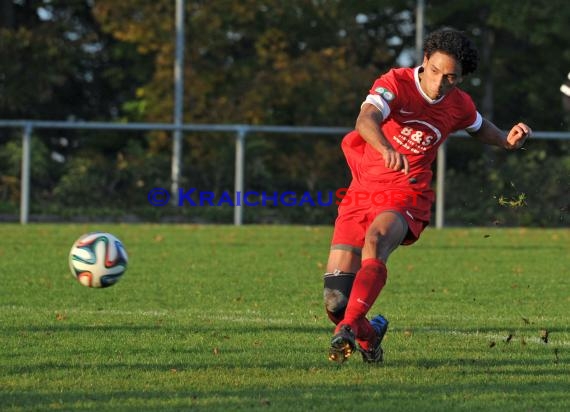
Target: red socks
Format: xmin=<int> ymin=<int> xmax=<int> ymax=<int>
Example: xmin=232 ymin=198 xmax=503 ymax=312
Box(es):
xmin=336 ymin=258 xmax=387 ymax=340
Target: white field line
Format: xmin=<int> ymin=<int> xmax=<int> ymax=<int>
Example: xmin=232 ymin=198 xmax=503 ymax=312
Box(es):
xmin=4 ymin=306 xmax=565 ymax=323
xmin=1 ymin=305 xmax=171 ymax=317
xmin=0 ymin=305 xmax=292 ymax=325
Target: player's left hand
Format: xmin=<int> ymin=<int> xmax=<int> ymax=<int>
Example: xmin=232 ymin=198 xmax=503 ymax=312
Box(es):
xmin=505 ymin=122 xmax=532 ymax=150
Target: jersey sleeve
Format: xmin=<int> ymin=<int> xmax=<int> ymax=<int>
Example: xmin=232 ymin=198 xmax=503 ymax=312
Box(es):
xmin=465 ymin=112 xmax=483 ymax=133
xmin=456 ymin=92 xmax=481 ymax=132
xmin=360 ymin=69 xmax=402 ymax=120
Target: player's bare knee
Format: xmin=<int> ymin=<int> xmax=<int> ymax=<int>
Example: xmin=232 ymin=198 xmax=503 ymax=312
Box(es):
xmin=363 ymin=229 xmax=382 ymax=251
xmin=327 ymin=247 xmax=361 ymax=273
xmin=364 ymin=230 xmax=399 ymax=262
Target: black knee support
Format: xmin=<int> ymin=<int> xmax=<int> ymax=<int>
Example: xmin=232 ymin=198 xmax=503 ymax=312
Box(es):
xmin=323 ymin=271 xmax=355 ymax=324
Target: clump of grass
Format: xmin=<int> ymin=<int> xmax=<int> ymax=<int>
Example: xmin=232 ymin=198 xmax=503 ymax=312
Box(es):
xmin=498 ymin=193 xmax=527 ymax=208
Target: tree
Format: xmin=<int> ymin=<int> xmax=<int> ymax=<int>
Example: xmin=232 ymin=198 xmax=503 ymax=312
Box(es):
xmin=1 ymin=0 xmax=568 ymax=225
xmin=91 ymin=0 xmax=418 ymax=210
xmin=0 ymin=0 xmax=152 ymax=120
xmin=425 ymin=0 xmax=570 ymax=227
xmin=425 ymin=0 xmax=570 ymax=129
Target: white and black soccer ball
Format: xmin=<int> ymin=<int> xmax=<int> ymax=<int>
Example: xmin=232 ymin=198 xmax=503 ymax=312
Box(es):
xmin=69 ymin=232 xmax=128 ymax=288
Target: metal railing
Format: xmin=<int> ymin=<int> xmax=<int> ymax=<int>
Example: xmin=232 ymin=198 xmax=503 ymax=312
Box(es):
xmin=1 ymin=119 xmax=568 ymax=226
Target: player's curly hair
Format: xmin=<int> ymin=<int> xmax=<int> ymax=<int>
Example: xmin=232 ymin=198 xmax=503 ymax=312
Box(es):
xmin=423 ymin=28 xmax=479 ymax=75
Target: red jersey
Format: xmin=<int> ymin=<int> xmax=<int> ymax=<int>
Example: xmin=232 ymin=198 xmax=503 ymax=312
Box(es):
xmin=344 ymin=66 xmax=481 ymax=189
xmin=334 ymin=67 xmax=482 ymax=244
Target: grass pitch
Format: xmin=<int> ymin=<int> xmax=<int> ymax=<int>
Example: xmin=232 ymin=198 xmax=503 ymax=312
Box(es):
xmin=0 ymin=224 xmax=568 ymax=411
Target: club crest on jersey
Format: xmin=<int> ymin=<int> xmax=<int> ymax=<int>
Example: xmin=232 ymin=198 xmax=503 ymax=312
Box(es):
xmin=375 ymin=87 xmax=395 ymax=102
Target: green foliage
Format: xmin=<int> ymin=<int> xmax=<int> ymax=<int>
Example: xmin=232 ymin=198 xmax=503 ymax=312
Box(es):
xmin=0 ymin=27 xmax=69 ymax=115
xmin=0 ymin=1 xmax=569 ymax=225
xmin=0 ymin=135 xmax=57 ymax=206
xmin=0 ymin=1 xmax=152 ymax=121
xmin=52 ymin=138 xmax=170 ymax=209
xmin=91 ymin=0 xmax=417 ymax=125
xmin=444 ymin=139 xmax=570 ymax=227
xmin=425 ymin=0 xmax=570 ymax=129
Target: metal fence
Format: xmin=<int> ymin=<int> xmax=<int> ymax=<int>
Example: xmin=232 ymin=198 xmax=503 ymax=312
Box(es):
xmin=1 ymin=119 xmax=568 ymax=226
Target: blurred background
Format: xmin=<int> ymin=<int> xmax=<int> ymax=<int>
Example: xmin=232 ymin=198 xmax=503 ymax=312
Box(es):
xmin=1 ymin=0 xmax=569 ymax=226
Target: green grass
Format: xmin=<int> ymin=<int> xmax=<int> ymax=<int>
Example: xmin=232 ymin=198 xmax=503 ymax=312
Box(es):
xmin=0 ymin=224 xmax=568 ymax=411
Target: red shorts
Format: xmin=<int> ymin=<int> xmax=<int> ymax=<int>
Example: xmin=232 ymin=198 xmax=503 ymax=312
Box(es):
xmin=331 ymin=173 xmax=434 ymax=249
xmin=332 ymin=131 xmax=433 ymax=249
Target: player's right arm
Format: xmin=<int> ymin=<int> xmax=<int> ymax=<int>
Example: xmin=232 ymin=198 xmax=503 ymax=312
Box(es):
xmin=356 ymin=103 xmax=410 ymax=174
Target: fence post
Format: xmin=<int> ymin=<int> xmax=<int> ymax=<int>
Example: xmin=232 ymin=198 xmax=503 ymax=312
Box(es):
xmin=171 ymin=0 xmax=185 ymax=204
xmin=435 ymin=142 xmax=446 ymax=229
xmin=234 ymin=128 xmax=246 ymax=225
xmin=20 ymin=123 xmax=32 ymax=224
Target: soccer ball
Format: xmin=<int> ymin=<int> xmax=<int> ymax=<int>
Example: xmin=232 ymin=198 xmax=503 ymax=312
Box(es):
xmin=69 ymin=232 xmax=128 ymax=288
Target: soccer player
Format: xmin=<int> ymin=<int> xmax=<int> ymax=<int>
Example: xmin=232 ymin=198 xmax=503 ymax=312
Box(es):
xmin=323 ymin=28 xmax=532 ymax=363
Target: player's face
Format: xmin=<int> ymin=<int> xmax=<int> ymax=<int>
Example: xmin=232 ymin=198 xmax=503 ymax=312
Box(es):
xmin=420 ymin=52 xmax=462 ymax=100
